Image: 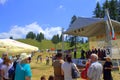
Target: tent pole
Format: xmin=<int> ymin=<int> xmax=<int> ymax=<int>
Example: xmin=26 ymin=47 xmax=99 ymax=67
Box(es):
xmin=104 ymin=9 xmax=112 ymax=58
xmin=62 ymin=28 xmax=65 ymax=57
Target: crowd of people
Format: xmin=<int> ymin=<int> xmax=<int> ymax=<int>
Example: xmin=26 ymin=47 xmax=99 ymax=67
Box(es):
xmin=52 ymin=52 xmax=113 ymax=80
xmin=0 ymin=53 xmax=32 ymax=80
xmin=73 ymin=48 xmax=108 ymax=60
xmin=0 ymin=50 xmax=113 ymax=80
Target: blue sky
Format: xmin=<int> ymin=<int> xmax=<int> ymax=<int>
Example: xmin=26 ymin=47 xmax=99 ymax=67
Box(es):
xmin=0 ymin=0 xmax=105 ymax=39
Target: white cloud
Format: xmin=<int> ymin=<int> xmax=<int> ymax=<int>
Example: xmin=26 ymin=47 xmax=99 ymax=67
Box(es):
xmin=96 ymin=0 xmax=101 ymax=3
xmin=0 ymin=0 xmax=7 ymax=5
xmin=57 ymin=5 xmax=65 ymax=10
xmin=0 ymin=22 xmax=62 ymax=39
xmin=59 ymin=5 xmax=64 ymax=9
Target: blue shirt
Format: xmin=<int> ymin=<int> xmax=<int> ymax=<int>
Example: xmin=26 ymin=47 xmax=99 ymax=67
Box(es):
xmin=14 ymin=63 xmax=32 ymax=80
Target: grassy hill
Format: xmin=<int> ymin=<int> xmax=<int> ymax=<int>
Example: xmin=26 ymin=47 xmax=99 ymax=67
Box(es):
xmin=17 ymin=39 xmax=69 ymax=50
xmin=17 ymin=39 xmax=89 ymax=51
xmin=0 ymin=39 xmax=89 ymax=56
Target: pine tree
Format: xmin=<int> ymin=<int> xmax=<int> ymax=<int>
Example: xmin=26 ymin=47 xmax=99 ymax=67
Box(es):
xmin=56 ymin=34 xmax=59 ymax=42
xmin=70 ymin=15 xmax=77 ymax=25
xmin=102 ymin=0 xmax=110 ymax=17
xmin=9 ymin=36 xmax=13 ymax=39
xmin=40 ymin=32 xmax=44 ymax=40
xmin=93 ymin=2 xmax=102 ymax=18
xmin=36 ymin=34 xmax=41 ymax=42
xmin=51 ymin=35 xmax=59 ymax=49
xmin=51 ymin=35 xmax=60 ymax=44
xmin=26 ymin=31 xmax=36 ymax=39
xmin=94 ymin=0 xmax=119 ymax=20
xmin=109 ymin=0 xmax=118 ymax=20
xmin=59 ymin=34 xmax=62 ymax=42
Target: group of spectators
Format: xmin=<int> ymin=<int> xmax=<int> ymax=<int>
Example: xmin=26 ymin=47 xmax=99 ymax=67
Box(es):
xmin=73 ymin=48 xmax=108 ymax=60
xmin=52 ymin=52 xmax=113 ymax=80
xmin=0 ymin=51 xmax=113 ymax=80
xmin=0 ymin=53 xmax=32 ymax=80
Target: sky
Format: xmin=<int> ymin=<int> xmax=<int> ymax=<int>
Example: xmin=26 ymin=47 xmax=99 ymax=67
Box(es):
xmin=0 ymin=0 xmax=105 ymax=39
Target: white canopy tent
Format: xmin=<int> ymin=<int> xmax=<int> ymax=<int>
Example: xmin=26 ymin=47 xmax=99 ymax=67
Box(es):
xmin=64 ymin=17 xmax=120 ymax=37
xmin=0 ymin=39 xmax=39 ymax=53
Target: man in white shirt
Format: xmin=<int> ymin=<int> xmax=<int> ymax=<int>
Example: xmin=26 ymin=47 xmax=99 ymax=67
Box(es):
xmin=87 ymin=54 xmax=103 ymax=80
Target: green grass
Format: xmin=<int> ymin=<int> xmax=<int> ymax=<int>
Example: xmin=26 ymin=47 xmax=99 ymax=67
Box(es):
xmin=17 ymin=39 xmax=61 ymax=50
xmin=17 ymin=39 xmax=89 ymax=51
xmin=16 ymin=39 xmax=89 ymax=59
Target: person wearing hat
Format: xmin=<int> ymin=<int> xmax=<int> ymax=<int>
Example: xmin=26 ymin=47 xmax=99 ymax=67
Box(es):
xmin=103 ymin=56 xmax=113 ymax=80
xmin=14 ymin=53 xmax=32 ymax=80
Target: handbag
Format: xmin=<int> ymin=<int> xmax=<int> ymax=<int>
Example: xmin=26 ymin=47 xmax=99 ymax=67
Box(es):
xmin=81 ymin=69 xmax=87 ymax=79
xmin=71 ymin=63 xmax=80 ymax=79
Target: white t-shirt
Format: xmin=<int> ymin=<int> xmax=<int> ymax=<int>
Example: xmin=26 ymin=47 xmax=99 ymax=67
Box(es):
xmin=62 ymin=62 xmax=76 ymax=80
xmin=1 ymin=63 xmax=13 ymax=79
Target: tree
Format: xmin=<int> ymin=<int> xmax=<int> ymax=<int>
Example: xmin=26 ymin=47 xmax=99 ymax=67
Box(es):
xmin=40 ymin=32 xmax=44 ymax=40
xmin=51 ymin=35 xmax=59 ymax=44
xmin=94 ymin=0 xmax=119 ymax=20
xmin=36 ymin=34 xmax=41 ymax=42
xmin=80 ymin=38 xmax=84 ymax=44
xmin=9 ymin=36 xmax=13 ymax=39
xmin=68 ymin=36 xmax=77 ymax=47
xmin=51 ymin=35 xmax=59 ymax=49
xmin=59 ymin=34 xmax=62 ymax=42
xmin=93 ymin=2 xmax=102 ymax=18
xmin=56 ymin=34 xmax=59 ymax=42
xmin=70 ymin=15 xmax=77 ymax=25
xmin=109 ymin=0 xmax=118 ymax=20
xmin=117 ymin=0 xmax=120 ymax=21
xmin=102 ymin=0 xmax=110 ymax=17
xmin=26 ymin=31 xmax=36 ymax=39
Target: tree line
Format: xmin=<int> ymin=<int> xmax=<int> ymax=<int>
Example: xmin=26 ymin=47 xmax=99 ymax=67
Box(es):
xmin=26 ymin=31 xmax=44 ymax=42
xmin=93 ymin=0 xmax=120 ymax=21
xmin=26 ymin=31 xmax=62 ymax=44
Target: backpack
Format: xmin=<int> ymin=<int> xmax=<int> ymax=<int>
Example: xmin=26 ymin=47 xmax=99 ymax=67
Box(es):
xmin=8 ymin=61 xmax=17 ymax=80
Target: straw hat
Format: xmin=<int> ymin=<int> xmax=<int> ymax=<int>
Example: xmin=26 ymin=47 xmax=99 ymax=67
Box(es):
xmin=104 ymin=55 xmax=111 ymax=60
xmin=20 ymin=53 xmax=30 ymax=61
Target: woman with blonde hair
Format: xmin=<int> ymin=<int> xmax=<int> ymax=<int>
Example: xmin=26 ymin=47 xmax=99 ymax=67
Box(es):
xmin=103 ymin=56 xmax=113 ymax=80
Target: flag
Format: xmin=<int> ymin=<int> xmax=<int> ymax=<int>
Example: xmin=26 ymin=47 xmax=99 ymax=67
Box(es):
xmin=110 ymin=31 xmax=116 ymax=40
xmin=105 ymin=9 xmax=116 ymax=40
